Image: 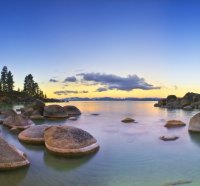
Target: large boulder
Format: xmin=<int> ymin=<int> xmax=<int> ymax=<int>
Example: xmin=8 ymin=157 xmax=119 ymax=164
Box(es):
xmin=0 ymin=137 xmax=30 ymax=170
xmin=43 ymin=105 xmax=68 ymax=118
xmin=44 ymin=126 xmax=99 ymax=156
xmin=164 ymin=120 xmax=186 ymax=128
xmin=189 ymin=113 xmax=200 ymax=132
xmin=18 ymin=125 xmax=50 ymax=144
xmin=3 ymin=114 xmax=35 ymax=130
xmin=63 ymin=105 xmax=81 ymax=116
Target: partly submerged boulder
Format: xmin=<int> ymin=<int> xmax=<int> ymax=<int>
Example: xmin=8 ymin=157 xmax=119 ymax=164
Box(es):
xmin=3 ymin=114 xmax=35 ymax=130
xmin=43 ymin=105 xmax=68 ymax=118
xmin=164 ymin=120 xmax=186 ymax=128
xmin=44 ymin=126 xmax=99 ymax=156
xmin=18 ymin=125 xmax=50 ymax=144
xmin=160 ymin=135 xmax=179 ymax=141
xmin=0 ymin=137 xmax=29 ymax=170
xmin=121 ymin=118 xmax=135 ymax=123
xmin=189 ymin=113 xmax=200 ymax=132
xmin=63 ymin=105 xmax=81 ymax=116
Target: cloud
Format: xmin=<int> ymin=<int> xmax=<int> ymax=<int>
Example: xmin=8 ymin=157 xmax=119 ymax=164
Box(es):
xmin=54 ymin=90 xmax=88 ymax=95
xmin=63 ymin=76 xmax=77 ymax=82
xmin=77 ymin=73 xmax=160 ymax=91
xmin=96 ymin=87 xmax=108 ymax=92
xmin=49 ymin=78 xmax=59 ymax=83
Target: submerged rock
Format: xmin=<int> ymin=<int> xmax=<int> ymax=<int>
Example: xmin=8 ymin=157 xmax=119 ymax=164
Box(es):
xmin=0 ymin=137 xmax=30 ymax=170
xmin=160 ymin=135 xmax=179 ymax=141
xmin=44 ymin=126 xmax=99 ymax=156
xmin=121 ymin=118 xmax=135 ymax=123
xmin=43 ymin=105 xmax=68 ymax=118
xmin=63 ymin=105 xmax=81 ymax=116
xmin=165 ymin=120 xmax=186 ymax=128
xmin=18 ymin=125 xmax=50 ymax=144
xmin=189 ymin=113 xmax=200 ymax=132
xmin=3 ymin=114 xmax=35 ymax=130
xmin=163 ymin=180 xmax=192 ymax=186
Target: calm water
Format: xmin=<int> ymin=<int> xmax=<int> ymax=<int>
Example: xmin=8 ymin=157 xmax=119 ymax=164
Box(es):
xmin=1 ymin=101 xmax=200 ymax=186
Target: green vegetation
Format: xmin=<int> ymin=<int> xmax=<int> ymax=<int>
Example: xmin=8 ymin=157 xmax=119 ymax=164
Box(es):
xmin=0 ymin=66 xmax=47 ymax=102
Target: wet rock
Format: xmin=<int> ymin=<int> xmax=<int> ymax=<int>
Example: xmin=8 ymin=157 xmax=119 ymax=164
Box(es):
xmin=44 ymin=126 xmax=99 ymax=156
xmin=164 ymin=120 xmax=186 ymax=128
xmin=43 ymin=105 xmax=68 ymax=118
xmin=0 ymin=137 xmax=30 ymax=170
xmin=18 ymin=125 xmax=50 ymax=144
xmin=189 ymin=113 xmax=200 ymax=132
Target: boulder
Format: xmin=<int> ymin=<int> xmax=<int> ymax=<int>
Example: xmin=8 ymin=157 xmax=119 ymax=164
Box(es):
xmin=189 ymin=113 xmax=200 ymax=132
xmin=160 ymin=135 xmax=179 ymax=141
xmin=21 ymin=99 xmax=45 ymax=117
xmin=43 ymin=105 xmax=68 ymax=118
xmin=121 ymin=118 xmax=135 ymax=123
xmin=18 ymin=125 xmax=50 ymax=144
xmin=166 ymin=95 xmax=177 ymax=103
xmin=63 ymin=105 xmax=81 ymax=116
xmin=164 ymin=120 xmax=186 ymax=128
xmin=44 ymin=126 xmax=99 ymax=156
xmin=3 ymin=114 xmax=35 ymax=130
xmin=0 ymin=137 xmax=30 ymax=170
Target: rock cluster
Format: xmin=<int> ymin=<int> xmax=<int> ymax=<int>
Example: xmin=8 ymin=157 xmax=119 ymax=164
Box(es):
xmin=154 ymin=92 xmax=200 ymax=110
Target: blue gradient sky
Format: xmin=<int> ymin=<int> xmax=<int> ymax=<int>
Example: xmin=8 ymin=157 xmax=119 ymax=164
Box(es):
xmin=0 ymin=0 xmax=200 ymax=98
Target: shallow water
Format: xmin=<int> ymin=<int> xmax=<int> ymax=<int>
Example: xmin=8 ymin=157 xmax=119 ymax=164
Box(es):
xmin=1 ymin=101 xmax=200 ymax=186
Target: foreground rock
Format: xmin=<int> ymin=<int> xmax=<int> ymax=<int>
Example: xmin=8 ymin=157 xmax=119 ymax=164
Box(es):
xmin=63 ymin=105 xmax=81 ymax=116
xmin=154 ymin=92 xmax=200 ymax=110
xmin=18 ymin=125 xmax=50 ymax=144
xmin=0 ymin=137 xmax=30 ymax=170
xmin=160 ymin=135 xmax=179 ymax=141
xmin=121 ymin=118 xmax=135 ymax=123
xmin=165 ymin=120 xmax=186 ymax=128
xmin=3 ymin=114 xmax=35 ymax=130
xmin=43 ymin=105 xmax=68 ymax=118
xmin=44 ymin=126 xmax=99 ymax=156
xmin=189 ymin=113 xmax=200 ymax=132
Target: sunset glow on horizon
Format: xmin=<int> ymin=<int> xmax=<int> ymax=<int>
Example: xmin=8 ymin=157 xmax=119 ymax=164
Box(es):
xmin=1 ymin=0 xmax=200 ymax=98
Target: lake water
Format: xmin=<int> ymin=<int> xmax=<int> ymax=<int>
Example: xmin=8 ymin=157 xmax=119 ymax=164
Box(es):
xmin=1 ymin=101 xmax=200 ymax=186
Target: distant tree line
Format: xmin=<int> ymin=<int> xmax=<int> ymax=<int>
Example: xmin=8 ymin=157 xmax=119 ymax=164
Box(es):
xmin=0 ymin=66 xmax=47 ymax=99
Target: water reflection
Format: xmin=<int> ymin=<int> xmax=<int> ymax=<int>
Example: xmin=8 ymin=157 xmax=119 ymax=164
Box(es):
xmin=0 ymin=166 xmax=29 ymax=185
xmin=43 ymin=149 xmax=97 ymax=172
xmin=189 ymin=132 xmax=200 ymax=147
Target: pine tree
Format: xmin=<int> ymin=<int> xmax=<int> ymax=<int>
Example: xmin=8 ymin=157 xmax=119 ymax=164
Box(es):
xmin=23 ymin=74 xmax=45 ymax=99
xmin=0 ymin=80 xmax=2 ymax=92
xmin=1 ymin=66 xmax=8 ymax=92
xmin=6 ymin=71 xmax=14 ymax=92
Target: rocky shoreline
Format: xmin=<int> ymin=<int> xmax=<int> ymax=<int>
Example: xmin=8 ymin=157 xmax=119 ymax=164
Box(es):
xmin=154 ymin=92 xmax=200 ymax=110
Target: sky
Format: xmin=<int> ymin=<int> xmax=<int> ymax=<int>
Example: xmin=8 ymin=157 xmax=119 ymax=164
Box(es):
xmin=0 ymin=0 xmax=200 ymax=98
